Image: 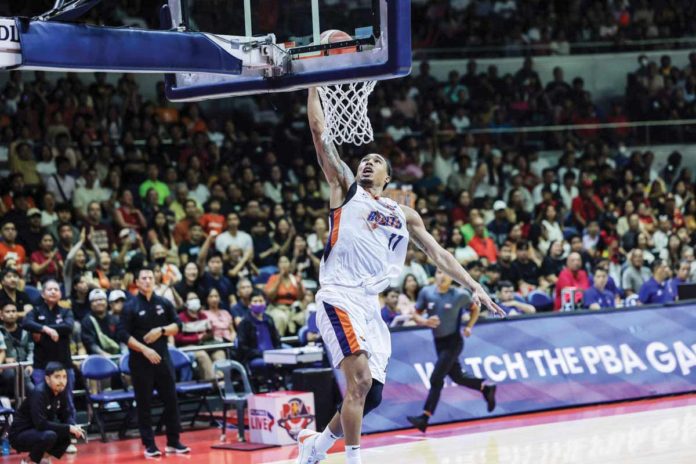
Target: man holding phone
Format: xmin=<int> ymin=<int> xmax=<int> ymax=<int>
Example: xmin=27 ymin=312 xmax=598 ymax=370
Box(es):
xmin=9 ymin=362 xmax=85 ymax=464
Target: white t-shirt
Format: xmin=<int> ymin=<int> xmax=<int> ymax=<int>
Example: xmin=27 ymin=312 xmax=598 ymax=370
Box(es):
xmin=215 ymin=230 xmax=253 ymax=254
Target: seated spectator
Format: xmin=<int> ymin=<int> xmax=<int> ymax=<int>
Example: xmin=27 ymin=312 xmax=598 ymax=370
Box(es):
xmin=513 ymin=240 xmax=542 ymax=292
xmin=554 ymin=252 xmax=590 ymax=310
xmin=541 ymin=240 xmax=565 ymax=285
xmin=638 ymin=260 xmax=674 ymax=305
xmin=0 ymin=267 xmax=34 ymax=317
xmin=81 ymin=289 xmax=120 ymax=355
xmin=174 ymin=292 xmax=218 ymax=380
xmin=215 ymin=212 xmax=254 ymax=262
xmin=237 ymin=290 xmax=282 ymax=363
xmin=264 ymin=256 xmax=304 ymax=336
xmin=197 ymin=237 xmax=234 ymax=306
xmin=230 ymin=278 xmax=252 ymax=327
xmin=468 ymin=216 xmax=498 ymax=264
xmin=488 ymin=201 xmax=512 ymax=247
xmin=668 ymin=260 xmax=691 ymax=301
xmin=114 ymin=189 xmax=147 ymax=236
xmin=380 ymin=288 xmax=402 ymax=325
xmin=9 ymin=362 xmax=85 ymax=464
xmin=497 ymin=242 xmax=520 ymax=288
xmin=0 ymin=221 xmax=27 ymax=275
xmin=0 ymin=301 xmax=33 ymax=397
xmin=394 ymin=247 xmax=430 ymax=288
xmin=201 ymin=288 xmax=236 ymax=343
xmin=496 ymin=281 xmax=536 ymax=316
xmin=175 ymin=261 xmax=203 ymax=301
xmin=21 ymin=208 xmax=46 ymax=256
xmin=571 ymin=179 xmax=604 ymax=229
xmin=621 ymin=249 xmax=652 ymax=296
xmin=199 ymin=198 xmax=225 ymax=236
xmin=30 ymin=233 xmax=63 ymax=284
xmin=107 ymin=289 xmax=127 ymax=322
xmin=178 ymin=223 xmax=206 ymax=265
xmin=153 ymin=263 xmax=183 ymax=308
xmin=173 ymin=199 xmax=199 ymax=245
xmin=397 ymin=274 xmax=420 ymax=321
xmin=480 ymin=264 xmax=502 ymax=296
xmin=582 ymin=268 xmax=616 ymax=310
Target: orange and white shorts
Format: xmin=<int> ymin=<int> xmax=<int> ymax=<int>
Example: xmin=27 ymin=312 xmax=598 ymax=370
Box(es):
xmin=315 ymin=285 xmax=391 ymax=384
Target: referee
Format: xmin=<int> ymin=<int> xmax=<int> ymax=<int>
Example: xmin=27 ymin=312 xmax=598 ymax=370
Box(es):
xmin=407 ymin=269 xmax=497 ymax=433
xmin=117 ymin=266 xmax=190 ymax=458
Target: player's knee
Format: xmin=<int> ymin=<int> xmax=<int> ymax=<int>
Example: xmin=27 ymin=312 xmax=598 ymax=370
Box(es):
xmin=363 ymin=381 xmax=384 ymax=416
xmin=347 ymin=372 xmax=372 ymax=400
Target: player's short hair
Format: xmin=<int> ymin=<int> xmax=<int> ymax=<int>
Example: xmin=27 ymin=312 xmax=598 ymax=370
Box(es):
xmin=250 ymin=289 xmax=267 ymax=301
xmin=135 ymin=265 xmax=155 ymax=279
xmin=593 ymin=267 xmax=607 ymax=276
xmin=498 ymin=280 xmax=514 ymax=290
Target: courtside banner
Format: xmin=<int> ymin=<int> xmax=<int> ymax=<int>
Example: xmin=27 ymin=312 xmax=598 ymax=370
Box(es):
xmin=342 ymin=305 xmax=696 ymax=433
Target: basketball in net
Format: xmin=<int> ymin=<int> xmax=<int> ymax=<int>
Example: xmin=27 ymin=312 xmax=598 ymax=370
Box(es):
xmin=316 ymin=30 xmax=376 ymax=146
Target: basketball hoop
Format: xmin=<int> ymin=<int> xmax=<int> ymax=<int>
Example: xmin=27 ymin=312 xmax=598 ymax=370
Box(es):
xmin=317 ymin=80 xmax=377 ymax=146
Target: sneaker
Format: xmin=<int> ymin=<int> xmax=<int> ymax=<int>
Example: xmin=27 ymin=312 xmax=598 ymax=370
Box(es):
xmin=483 ymin=384 xmax=497 ymax=413
xmin=406 ymin=414 xmax=429 ymax=433
xmin=165 ymin=442 xmax=191 ymax=454
xmin=296 ymin=429 xmax=327 ymax=464
xmin=66 ymin=443 xmax=77 ymax=454
xmin=144 ymin=445 xmax=162 ymax=458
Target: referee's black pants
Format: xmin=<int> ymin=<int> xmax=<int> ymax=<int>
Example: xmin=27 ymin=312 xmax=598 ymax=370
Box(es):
xmin=130 ymin=354 xmax=181 ymax=447
xmin=424 ymin=333 xmax=483 ymax=415
xmin=10 ymin=428 xmax=70 ymax=463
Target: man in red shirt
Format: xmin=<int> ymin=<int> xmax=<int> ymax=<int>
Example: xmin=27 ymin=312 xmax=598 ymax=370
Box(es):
xmin=0 ymin=222 xmax=26 ymax=274
xmin=468 ymin=217 xmax=498 ymax=264
xmin=571 ymin=179 xmax=605 ymax=229
xmin=554 ymin=252 xmax=590 ymax=310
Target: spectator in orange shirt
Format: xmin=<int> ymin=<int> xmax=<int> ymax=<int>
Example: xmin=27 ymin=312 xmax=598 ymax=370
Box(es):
xmin=0 ymin=222 xmax=26 ymax=274
xmin=173 ymin=199 xmax=200 ymax=245
xmin=264 ymin=256 xmax=304 ymax=336
xmin=199 ymin=198 xmax=225 ymax=236
xmin=468 ymin=216 xmax=498 ymax=264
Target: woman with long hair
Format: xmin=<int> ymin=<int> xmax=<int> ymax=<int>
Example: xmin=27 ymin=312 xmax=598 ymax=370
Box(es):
xmin=397 ymin=274 xmax=421 ymax=321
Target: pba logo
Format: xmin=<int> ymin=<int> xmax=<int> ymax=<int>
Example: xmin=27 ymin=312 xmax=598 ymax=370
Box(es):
xmin=249 ymin=409 xmax=275 ymax=432
xmin=367 ymin=211 xmax=403 ymax=229
xmin=277 ymin=398 xmax=315 ymax=440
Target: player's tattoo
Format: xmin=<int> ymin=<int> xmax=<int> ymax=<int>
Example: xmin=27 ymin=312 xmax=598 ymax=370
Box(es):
xmin=319 ymin=139 xmax=354 ymax=186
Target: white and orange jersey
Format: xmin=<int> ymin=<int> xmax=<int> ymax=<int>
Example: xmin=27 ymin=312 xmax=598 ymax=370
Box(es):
xmin=320 ymin=183 xmax=409 ymax=294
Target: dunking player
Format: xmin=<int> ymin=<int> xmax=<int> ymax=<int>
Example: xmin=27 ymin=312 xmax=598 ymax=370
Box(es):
xmin=407 ymin=269 xmax=497 ymax=433
xmin=296 ymin=88 xmax=505 ymax=464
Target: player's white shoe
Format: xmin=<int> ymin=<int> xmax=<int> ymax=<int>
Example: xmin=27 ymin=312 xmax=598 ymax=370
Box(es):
xmin=296 ymin=429 xmax=327 ymax=464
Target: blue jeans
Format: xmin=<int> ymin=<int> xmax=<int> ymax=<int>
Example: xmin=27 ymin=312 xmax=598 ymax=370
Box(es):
xmin=32 ymin=368 xmax=76 ymax=424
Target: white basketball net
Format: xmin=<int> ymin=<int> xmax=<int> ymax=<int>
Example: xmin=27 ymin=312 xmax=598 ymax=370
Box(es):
xmin=317 ymin=81 xmax=377 ymax=146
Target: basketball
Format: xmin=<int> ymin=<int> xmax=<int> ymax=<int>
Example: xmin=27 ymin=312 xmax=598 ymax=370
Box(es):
xmin=320 ymin=29 xmax=356 ymax=55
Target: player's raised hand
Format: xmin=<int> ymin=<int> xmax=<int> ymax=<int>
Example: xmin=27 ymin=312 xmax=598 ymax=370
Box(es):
xmin=472 ymin=285 xmax=506 ymax=318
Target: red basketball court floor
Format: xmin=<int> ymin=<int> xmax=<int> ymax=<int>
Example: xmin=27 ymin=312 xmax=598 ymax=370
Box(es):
xmin=2 ymin=393 xmax=695 ymax=463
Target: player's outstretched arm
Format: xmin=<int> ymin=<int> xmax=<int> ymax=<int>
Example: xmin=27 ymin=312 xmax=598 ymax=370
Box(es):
xmin=403 ymin=205 xmax=506 ymax=317
xmin=308 ymin=88 xmax=355 ymax=207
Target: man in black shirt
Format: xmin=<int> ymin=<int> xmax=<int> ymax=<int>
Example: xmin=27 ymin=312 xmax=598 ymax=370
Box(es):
xmin=117 ymin=266 xmax=189 ymax=458
xmin=9 ymin=362 xmax=85 ymax=464
xmin=512 ymin=240 xmax=542 ymax=289
xmin=0 ymin=268 xmax=33 ymax=317
xmin=22 ymin=280 xmax=76 ymax=425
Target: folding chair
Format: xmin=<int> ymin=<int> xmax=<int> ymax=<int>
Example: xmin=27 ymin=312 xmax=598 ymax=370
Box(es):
xmin=81 ymin=355 xmax=135 ymax=442
xmin=213 ymin=360 xmax=253 ymax=442
xmin=168 ymin=347 xmax=215 ymax=427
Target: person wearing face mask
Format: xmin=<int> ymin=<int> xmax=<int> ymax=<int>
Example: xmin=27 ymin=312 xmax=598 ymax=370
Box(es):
xmin=237 ymin=290 xmax=282 ymax=365
xmin=174 ymin=292 xmax=217 ymax=380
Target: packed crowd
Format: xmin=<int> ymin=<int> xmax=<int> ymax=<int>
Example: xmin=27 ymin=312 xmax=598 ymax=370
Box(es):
xmin=0 ymin=52 xmax=694 ymax=392
xmin=6 ymin=1 xmax=696 ymax=56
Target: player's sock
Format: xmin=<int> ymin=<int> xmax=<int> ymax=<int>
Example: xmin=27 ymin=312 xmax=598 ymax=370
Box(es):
xmin=315 ymin=427 xmax=341 ymax=454
xmin=346 ymin=445 xmax=362 ymax=464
